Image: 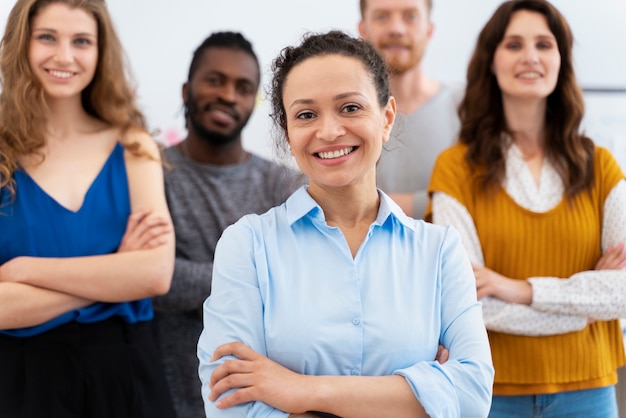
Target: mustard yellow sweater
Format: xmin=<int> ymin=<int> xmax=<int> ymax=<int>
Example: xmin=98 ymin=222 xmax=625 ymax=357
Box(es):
xmin=428 ymin=143 xmax=625 ymax=395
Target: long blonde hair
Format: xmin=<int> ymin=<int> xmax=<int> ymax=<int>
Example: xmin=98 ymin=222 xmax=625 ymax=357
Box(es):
xmin=0 ymin=0 xmax=147 ymax=195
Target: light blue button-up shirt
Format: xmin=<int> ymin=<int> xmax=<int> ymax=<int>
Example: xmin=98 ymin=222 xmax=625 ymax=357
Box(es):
xmin=198 ymin=187 xmax=494 ymax=417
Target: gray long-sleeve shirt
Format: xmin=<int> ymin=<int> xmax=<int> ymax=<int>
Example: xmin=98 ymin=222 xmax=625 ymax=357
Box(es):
xmin=153 ymin=145 xmax=305 ymax=418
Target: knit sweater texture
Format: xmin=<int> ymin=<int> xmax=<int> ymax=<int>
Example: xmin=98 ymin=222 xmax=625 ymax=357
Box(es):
xmin=429 ymin=143 xmax=626 ymax=395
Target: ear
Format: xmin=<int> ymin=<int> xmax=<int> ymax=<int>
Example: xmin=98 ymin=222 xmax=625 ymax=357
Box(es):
xmin=358 ymin=20 xmax=367 ymax=38
xmin=182 ymin=82 xmax=189 ymax=103
xmin=426 ymin=21 xmax=435 ymax=41
xmin=285 ymin=135 xmax=295 ymax=156
xmin=382 ymin=96 xmax=397 ymax=143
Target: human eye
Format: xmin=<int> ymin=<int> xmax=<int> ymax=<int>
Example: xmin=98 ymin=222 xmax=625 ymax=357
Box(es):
xmin=505 ymin=41 xmax=521 ymax=50
xmin=373 ymin=11 xmax=389 ymax=22
xmin=342 ymin=103 xmax=361 ymax=114
xmin=537 ymin=41 xmax=553 ymax=50
xmin=74 ymin=37 xmax=93 ymax=47
xmin=205 ymin=75 xmax=222 ymax=86
xmin=34 ymin=33 xmax=55 ymax=42
xmin=403 ymin=11 xmax=418 ymax=23
xmin=295 ymin=110 xmax=315 ymax=120
xmin=237 ymin=82 xmax=256 ymax=96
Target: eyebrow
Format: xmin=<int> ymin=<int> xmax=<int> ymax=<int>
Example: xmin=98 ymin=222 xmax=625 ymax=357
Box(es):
xmin=288 ymin=92 xmax=365 ymax=109
xmin=31 ymin=28 xmax=97 ymax=38
xmin=204 ymin=69 xmax=257 ymax=85
xmin=502 ymin=34 xmax=556 ymax=41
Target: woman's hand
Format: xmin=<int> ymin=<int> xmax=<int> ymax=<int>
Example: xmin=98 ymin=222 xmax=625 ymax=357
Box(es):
xmin=595 ymin=243 xmax=626 ymax=270
xmin=209 ymin=341 xmax=313 ymax=413
xmin=118 ymin=209 xmax=173 ymax=252
xmin=473 ymin=264 xmax=532 ymax=304
xmin=436 ymin=344 xmax=449 ymax=363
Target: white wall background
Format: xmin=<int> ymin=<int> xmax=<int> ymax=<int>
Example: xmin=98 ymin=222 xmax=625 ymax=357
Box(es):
xmin=1 ymin=1 xmax=625 ymax=166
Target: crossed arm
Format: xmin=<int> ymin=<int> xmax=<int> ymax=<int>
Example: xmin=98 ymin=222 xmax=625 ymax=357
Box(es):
xmin=0 ymin=134 xmax=174 ymax=329
xmin=432 ymin=181 xmax=626 ymax=336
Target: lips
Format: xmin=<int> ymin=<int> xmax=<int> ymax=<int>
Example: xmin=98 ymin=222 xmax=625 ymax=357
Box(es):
xmin=47 ymin=69 xmax=74 ymax=79
xmin=316 ymin=146 xmax=356 ymax=160
xmin=517 ymin=72 xmax=541 ymax=79
xmin=205 ymin=104 xmax=239 ymax=125
xmin=380 ymin=42 xmax=411 ymax=52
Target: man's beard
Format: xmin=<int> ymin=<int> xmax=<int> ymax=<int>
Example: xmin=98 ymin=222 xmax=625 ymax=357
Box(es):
xmin=186 ymin=97 xmax=247 ymax=146
xmin=379 ymin=42 xmax=425 ymax=76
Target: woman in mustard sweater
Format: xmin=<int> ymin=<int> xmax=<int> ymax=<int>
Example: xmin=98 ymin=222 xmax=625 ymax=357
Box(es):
xmin=427 ymin=0 xmax=626 ymax=417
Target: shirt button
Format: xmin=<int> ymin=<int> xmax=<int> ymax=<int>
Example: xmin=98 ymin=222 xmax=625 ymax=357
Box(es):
xmin=352 ymin=318 xmax=361 ymax=325
xmin=351 ymin=369 xmax=360 ymax=376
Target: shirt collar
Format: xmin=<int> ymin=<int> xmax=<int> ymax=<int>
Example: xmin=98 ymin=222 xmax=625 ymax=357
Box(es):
xmin=285 ymin=185 xmax=416 ymax=232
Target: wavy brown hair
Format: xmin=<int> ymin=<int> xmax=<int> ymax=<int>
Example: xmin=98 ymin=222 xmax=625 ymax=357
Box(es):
xmin=0 ymin=0 xmax=147 ymax=195
xmin=459 ymin=0 xmax=594 ymax=197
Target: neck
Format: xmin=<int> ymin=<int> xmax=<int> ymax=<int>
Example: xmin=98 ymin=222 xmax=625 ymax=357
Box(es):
xmin=389 ymin=64 xmax=440 ymax=114
xmin=308 ymin=179 xmax=379 ymax=229
xmin=180 ymin=134 xmax=248 ymax=165
xmin=503 ymin=97 xmax=547 ymax=152
xmin=44 ymin=96 xmax=102 ymax=141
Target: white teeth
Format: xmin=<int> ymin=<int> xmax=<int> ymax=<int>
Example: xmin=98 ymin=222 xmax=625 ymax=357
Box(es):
xmin=318 ymin=147 xmax=354 ymax=160
xmin=49 ymin=70 xmax=73 ymax=79
xmin=518 ymin=72 xmax=541 ymax=79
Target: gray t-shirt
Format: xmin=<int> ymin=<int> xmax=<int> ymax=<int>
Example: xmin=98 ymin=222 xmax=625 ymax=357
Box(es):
xmin=376 ymin=83 xmax=463 ymax=219
xmin=153 ymin=145 xmax=305 ymax=418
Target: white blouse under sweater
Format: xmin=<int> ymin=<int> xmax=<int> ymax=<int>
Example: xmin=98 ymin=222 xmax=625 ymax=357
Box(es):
xmin=432 ymin=143 xmax=626 ymax=336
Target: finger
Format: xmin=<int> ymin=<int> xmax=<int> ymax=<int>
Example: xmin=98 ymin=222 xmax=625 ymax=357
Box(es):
xmin=211 ymin=341 xmax=257 ymax=362
xmin=436 ymin=345 xmax=449 ymax=363
xmin=132 ymin=220 xmax=172 ymax=245
xmin=142 ymin=234 xmax=169 ymax=250
xmin=209 ymin=358 xmax=250 ymax=390
xmin=126 ymin=209 xmax=153 ymax=233
xmin=136 ymin=224 xmax=173 ymax=247
xmin=213 ymin=386 xmax=257 ymax=409
xmin=476 ymin=286 xmax=488 ymax=300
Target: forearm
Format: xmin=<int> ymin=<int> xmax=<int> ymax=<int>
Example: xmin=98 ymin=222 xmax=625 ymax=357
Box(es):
xmin=482 ymin=295 xmax=588 ymax=335
xmin=530 ymin=270 xmax=626 ymax=319
xmin=305 ymin=375 xmax=427 ymax=418
xmin=152 ymin=257 xmax=212 ymax=312
xmin=0 ymin=282 xmax=91 ymax=329
xmin=4 ymin=244 xmax=174 ymax=302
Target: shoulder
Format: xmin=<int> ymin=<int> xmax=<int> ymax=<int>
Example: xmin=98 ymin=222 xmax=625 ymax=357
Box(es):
xmin=440 ymin=81 xmax=465 ymax=104
xmin=121 ymin=129 xmax=161 ymax=162
xmin=593 ymin=145 xmax=625 ymax=193
xmin=435 ymin=142 xmax=468 ymax=166
xmin=594 ymin=145 xmax=622 ymax=169
xmin=220 ymin=204 xmax=287 ymax=243
xmin=594 ymin=145 xmax=624 ymax=179
xmin=249 ymin=154 xmax=306 ymax=185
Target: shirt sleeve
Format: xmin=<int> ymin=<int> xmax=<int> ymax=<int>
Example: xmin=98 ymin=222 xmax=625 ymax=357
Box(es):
xmin=152 ymin=258 xmax=212 ymax=312
xmin=394 ymin=227 xmax=494 ymax=418
xmin=432 ymin=192 xmax=589 ymax=336
xmin=197 ymin=220 xmax=289 ymax=418
xmin=530 ymin=180 xmax=626 ymax=319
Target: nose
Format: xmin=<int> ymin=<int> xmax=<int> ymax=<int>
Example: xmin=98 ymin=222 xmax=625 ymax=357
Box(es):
xmin=523 ymin=46 xmax=539 ymax=65
xmin=316 ymin=113 xmax=346 ymax=142
xmin=54 ymin=41 xmax=73 ymax=65
xmin=387 ymin=12 xmax=408 ymax=36
xmin=217 ymin=82 xmax=237 ymax=104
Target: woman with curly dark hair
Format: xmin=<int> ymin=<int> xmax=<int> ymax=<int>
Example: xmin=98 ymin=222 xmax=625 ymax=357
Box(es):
xmin=197 ymin=30 xmax=493 ymax=418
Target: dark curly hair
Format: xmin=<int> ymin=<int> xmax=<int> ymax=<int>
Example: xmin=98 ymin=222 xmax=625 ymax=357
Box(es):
xmin=187 ymin=31 xmax=259 ymax=83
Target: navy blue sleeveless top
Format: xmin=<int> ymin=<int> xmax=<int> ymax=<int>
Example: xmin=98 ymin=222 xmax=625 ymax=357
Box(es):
xmin=0 ymin=143 xmax=153 ymax=337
